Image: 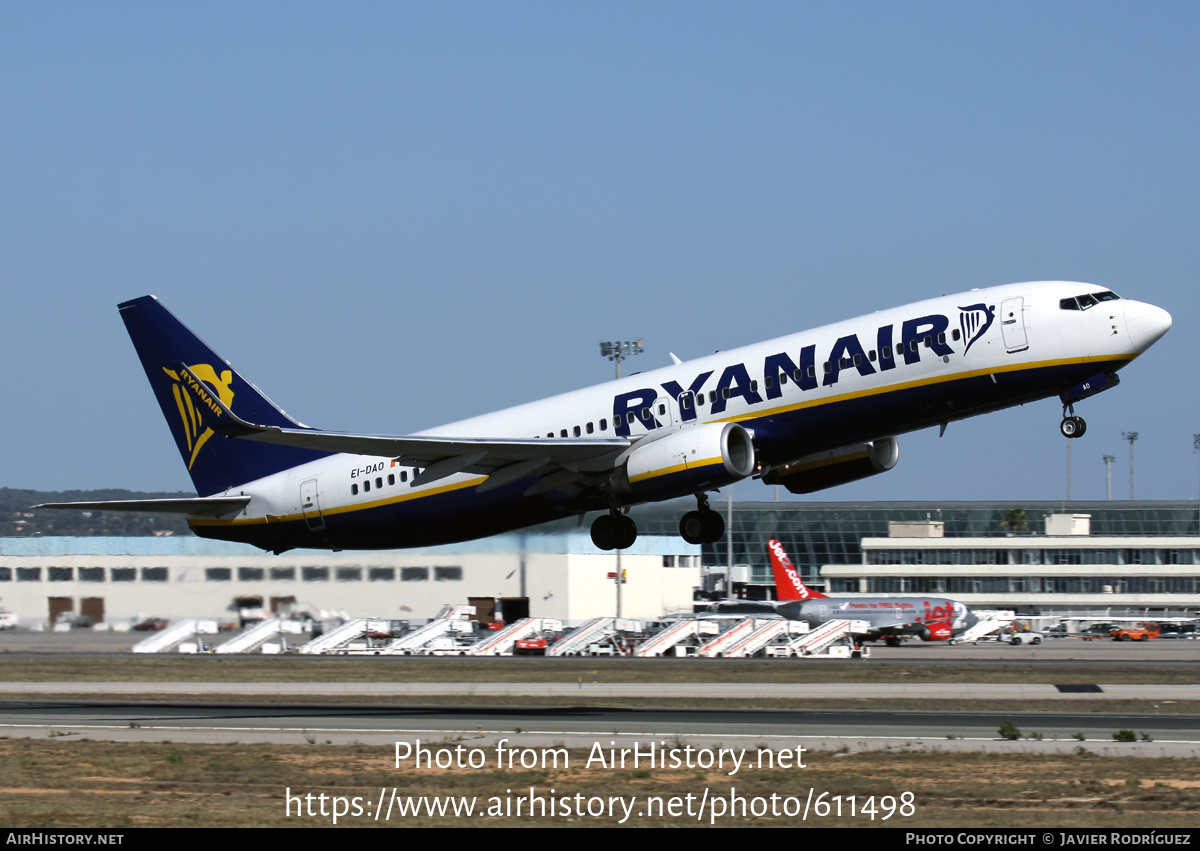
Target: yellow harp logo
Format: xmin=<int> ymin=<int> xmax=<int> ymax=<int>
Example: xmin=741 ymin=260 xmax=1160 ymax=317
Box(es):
xmin=161 ymin=364 xmax=235 ymax=469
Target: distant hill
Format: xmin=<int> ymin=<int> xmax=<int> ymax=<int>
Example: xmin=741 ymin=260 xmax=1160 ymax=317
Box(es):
xmin=1 ymin=488 xmax=195 ymax=537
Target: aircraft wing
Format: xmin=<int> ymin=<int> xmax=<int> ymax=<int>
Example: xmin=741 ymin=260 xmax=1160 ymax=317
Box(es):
xmin=33 ymin=496 xmax=251 ymax=516
xmin=177 ymin=365 xmax=631 ymax=493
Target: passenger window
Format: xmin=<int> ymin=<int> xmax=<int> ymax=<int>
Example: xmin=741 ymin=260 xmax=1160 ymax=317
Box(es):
xmin=681 ymin=395 xmax=693 ymax=410
xmin=937 ymin=333 xmax=945 ymax=345
xmin=868 ymin=350 xmax=876 ymax=362
xmin=388 ymin=474 xmax=395 ymax=486
xmin=586 ymin=422 xmax=594 ymax=433
xmin=853 ymin=354 xmax=861 ymax=366
xmin=401 ymin=471 xmax=408 ymax=482
xmin=546 ymin=432 xmax=553 ymax=438
xmin=779 ymin=372 xmax=788 ymax=384
xmin=573 ymin=425 xmax=581 ymax=437
xmin=823 ymin=362 xmax=831 ymax=373
xmin=807 ymin=365 xmax=815 ymax=378
xmin=750 ymin=380 xmax=758 ymax=392
xmin=657 ymin=404 xmax=665 ymax=415
xmin=721 ymin=388 xmax=730 ymax=399
xmin=883 ymin=345 xmax=892 ymax=359
xmin=363 ymin=480 xmax=370 ymax=492
xmin=924 ymin=336 xmax=932 ymax=347
xmin=951 ymin=330 xmax=960 ymax=341
xmin=375 ymin=477 xmax=382 ymax=489
xmin=560 ymin=429 xmax=568 ymax=438
xmin=351 ymin=484 xmax=359 ymax=495
xmin=600 ymin=419 xmax=607 ymax=430
xmin=764 ymin=376 xmax=773 ymax=389
xmin=627 ymin=412 xmax=636 ymax=424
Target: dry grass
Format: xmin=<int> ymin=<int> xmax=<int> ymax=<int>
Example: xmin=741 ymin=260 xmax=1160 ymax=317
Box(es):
xmin=0 ymin=655 xmax=1197 ymax=685
xmin=1 ymin=739 xmax=1198 ymax=828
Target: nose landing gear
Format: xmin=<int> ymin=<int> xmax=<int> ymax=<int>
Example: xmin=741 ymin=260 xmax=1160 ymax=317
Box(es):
xmin=1060 ymin=403 xmax=1087 ymax=439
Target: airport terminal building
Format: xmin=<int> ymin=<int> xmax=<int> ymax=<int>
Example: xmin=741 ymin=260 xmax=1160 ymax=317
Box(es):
xmin=2 ymin=499 xmax=1199 ymax=626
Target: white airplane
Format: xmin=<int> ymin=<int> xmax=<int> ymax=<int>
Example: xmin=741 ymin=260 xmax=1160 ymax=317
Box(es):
xmin=707 ymin=539 xmax=978 ymax=644
xmin=38 ymin=282 xmax=1170 ymax=554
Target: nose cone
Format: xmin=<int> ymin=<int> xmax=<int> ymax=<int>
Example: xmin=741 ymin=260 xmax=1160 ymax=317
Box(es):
xmin=1125 ymin=301 xmax=1173 ymax=352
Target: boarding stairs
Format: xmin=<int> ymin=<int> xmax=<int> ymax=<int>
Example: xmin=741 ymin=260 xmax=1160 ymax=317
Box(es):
xmin=548 ymin=618 xmax=643 ymax=657
xmin=384 ymin=617 xmax=474 ymax=654
xmin=695 ymin=617 xmax=762 ymax=657
xmin=297 ymin=618 xmax=392 ymax=655
xmin=959 ymin=617 xmax=1011 ymax=643
xmin=633 ymin=618 xmax=721 ymax=657
xmin=131 ymin=618 xmax=218 ymax=654
xmin=716 ymin=618 xmax=811 ymax=658
xmin=788 ymin=619 xmax=868 ymax=656
xmin=214 ymin=618 xmax=305 ymax=654
xmin=466 ymin=618 xmax=564 ymax=656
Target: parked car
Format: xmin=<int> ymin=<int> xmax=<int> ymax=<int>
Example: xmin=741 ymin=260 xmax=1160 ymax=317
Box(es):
xmin=1009 ymin=630 xmax=1043 ymax=645
xmin=1111 ymin=622 xmax=1159 ymax=641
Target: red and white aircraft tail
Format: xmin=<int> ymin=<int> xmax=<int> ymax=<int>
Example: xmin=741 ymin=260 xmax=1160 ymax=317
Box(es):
xmin=768 ymin=539 xmax=826 ymax=601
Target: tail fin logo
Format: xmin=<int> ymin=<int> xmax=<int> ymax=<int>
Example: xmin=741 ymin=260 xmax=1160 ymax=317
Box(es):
xmin=769 ymin=538 xmax=821 ymax=600
xmin=957 ymin=303 xmax=995 ymax=355
xmin=161 ymin=364 xmax=235 ymax=469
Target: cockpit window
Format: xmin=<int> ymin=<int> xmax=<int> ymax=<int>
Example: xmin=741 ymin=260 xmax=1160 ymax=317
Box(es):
xmin=1060 ymin=291 xmax=1121 ymax=311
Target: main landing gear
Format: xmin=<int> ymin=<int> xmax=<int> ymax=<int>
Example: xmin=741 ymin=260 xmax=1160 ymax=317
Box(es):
xmin=1060 ymin=403 xmax=1087 ymax=439
xmin=591 ymin=510 xmax=637 ymax=551
xmin=679 ymin=494 xmax=726 ymax=545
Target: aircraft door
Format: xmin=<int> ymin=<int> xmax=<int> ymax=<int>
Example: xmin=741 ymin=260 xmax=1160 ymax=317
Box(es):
xmin=1000 ymin=297 xmax=1029 ymax=353
xmin=653 ymin=395 xmax=678 ymax=430
xmin=300 ymin=478 xmax=325 ymax=532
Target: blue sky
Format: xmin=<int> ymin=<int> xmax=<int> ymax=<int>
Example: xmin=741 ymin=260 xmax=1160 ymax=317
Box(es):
xmin=2 ymin=2 xmax=1198 ymax=503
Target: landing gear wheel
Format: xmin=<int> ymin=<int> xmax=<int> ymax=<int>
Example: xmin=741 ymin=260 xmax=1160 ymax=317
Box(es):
xmin=591 ymin=512 xmax=637 ymax=550
xmin=1059 ymin=415 xmax=1086 ymax=438
xmin=590 ymin=514 xmax=618 ymax=550
xmin=615 ymin=514 xmax=637 ymax=549
xmin=700 ymin=509 xmax=725 ymax=543
xmin=680 ymin=509 xmax=725 ymax=544
xmin=680 ymin=511 xmax=706 ymax=545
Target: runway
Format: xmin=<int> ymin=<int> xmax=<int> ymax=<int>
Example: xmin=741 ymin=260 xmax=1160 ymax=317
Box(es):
xmin=3 ymin=697 xmax=1199 ymax=756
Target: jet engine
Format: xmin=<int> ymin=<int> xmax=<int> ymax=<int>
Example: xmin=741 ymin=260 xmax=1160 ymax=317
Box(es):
xmin=919 ymin=622 xmax=953 ymax=642
xmin=762 ymin=436 xmax=899 ymax=495
xmin=610 ymin=422 xmax=755 ymax=496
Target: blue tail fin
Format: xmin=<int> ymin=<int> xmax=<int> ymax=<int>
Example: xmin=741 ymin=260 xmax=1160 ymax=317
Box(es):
xmin=119 ymin=296 xmax=330 ymax=496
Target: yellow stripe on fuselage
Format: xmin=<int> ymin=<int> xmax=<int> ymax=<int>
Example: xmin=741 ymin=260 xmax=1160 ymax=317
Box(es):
xmin=720 ymin=354 xmax=1132 ymax=426
xmin=627 ymin=456 xmax=723 ymax=484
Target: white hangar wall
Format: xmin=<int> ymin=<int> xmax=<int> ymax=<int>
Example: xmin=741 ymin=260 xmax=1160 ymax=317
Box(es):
xmin=0 ymin=532 xmax=701 ymax=627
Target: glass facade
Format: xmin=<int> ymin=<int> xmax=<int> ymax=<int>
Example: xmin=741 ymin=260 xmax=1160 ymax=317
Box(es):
xmin=629 ymin=499 xmax=1200 ymax=584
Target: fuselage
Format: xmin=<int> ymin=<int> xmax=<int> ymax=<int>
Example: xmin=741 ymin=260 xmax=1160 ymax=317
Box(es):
xmin=187 ymin=281 xmax=1171 ymax=550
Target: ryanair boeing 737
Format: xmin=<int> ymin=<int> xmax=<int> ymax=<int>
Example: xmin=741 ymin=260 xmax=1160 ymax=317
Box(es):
xmin=38 ymin=282 xmax=1171 ymax=553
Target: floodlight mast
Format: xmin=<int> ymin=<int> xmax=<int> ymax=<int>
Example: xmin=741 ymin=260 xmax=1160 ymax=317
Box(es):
xmin=1122 ymin=432 xmax=1139 ymax=500
xmin=597 ymin=338 xmax=644 ymax=618
xmin=599 ymin=339 xmax=644 ymax=380
xmin=1103 ymin=455 xmax=1116 ymax=501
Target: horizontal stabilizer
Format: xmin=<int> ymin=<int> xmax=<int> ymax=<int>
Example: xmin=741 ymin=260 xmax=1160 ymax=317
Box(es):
xmin=34 ymin=496 xmax=251 ymax=516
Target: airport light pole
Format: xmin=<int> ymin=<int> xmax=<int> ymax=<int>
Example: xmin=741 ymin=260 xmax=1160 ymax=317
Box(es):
xmin=1103 ymin=455 xmax=1115 ymax=501
xmin=598 ymin=339 xmax=644 ymax=618
xmin=1122 ymin=432 xmax=1139 ymax=500
xmin=599 ymin=339 xmax=644 ymax=381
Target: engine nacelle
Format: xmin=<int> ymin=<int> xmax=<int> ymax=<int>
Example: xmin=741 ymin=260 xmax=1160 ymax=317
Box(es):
xmin=762 ymin=436 xmax=899 ymax=495
xmin=919 ymin=622 xmax=953 ymax=642
xmin=610 ymin=422 xmax=756 ymax=496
